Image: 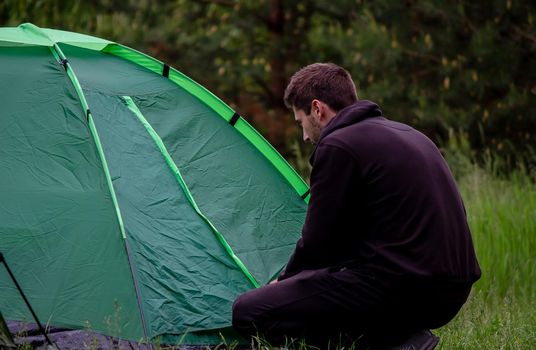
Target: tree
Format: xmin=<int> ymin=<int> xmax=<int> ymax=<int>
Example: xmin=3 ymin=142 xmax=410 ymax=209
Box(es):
xmin=2 ymin=0 xmax=534 ymax=170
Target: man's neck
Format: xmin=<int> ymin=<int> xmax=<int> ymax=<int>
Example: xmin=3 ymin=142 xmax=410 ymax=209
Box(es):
xmin=319 ymin=109 xmax=338 ymax=129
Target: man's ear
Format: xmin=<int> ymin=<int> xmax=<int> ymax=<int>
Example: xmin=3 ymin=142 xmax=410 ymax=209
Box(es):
xmin=311 ymin=99 xmax=322 ymax=120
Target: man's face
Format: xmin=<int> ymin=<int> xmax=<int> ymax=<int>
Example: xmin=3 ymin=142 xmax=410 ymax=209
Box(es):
xmin=294 ymin=108 xmax=322 ymax=144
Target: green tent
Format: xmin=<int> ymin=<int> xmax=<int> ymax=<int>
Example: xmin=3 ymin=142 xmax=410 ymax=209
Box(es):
xmin=0 ymin=23 xmax=308 ymax=344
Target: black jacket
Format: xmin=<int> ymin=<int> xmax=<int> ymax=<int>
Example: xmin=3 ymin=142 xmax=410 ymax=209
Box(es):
xmin=279 ymin=101 xmax=481 ymax=284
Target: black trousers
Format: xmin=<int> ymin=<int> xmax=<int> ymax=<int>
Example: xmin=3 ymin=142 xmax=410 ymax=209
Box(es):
xmin=232 ymin=267 xmax=472 ymax=347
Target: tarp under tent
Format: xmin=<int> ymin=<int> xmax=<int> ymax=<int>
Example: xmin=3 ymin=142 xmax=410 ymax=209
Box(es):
xmin=0 ymin=311 xmax=16 ymax=349
xmin=0 ymin=23 xmax=309 ymax=345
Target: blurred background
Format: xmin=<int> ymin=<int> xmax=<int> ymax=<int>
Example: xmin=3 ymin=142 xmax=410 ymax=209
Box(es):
xmin=1 ymin=2 xmax=536 ymax=348
xmin=1 ymin=0 xmax=535 ymax=178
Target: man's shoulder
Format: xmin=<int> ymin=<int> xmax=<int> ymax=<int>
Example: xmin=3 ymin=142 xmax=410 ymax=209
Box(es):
xmin=319 ymin=117 xmax=438 ymax=167
xmin=342 ymin=117 xmax=414 ymax=135
xmin=322 ymin=117 xmax=414 ymax=148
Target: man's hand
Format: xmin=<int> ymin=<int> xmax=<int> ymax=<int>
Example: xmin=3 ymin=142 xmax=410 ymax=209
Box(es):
xmin=269 ymin=279 xmax=279 ymax=285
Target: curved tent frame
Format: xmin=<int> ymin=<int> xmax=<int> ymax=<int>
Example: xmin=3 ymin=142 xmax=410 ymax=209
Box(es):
xmin=0 ymin=23 xmax=310 ymax=202
xmin=0 ymin=23 xmax=309 ymax=344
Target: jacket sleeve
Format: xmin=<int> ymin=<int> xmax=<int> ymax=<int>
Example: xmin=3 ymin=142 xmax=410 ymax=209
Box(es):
xmin=278 ymin=142 xmax=360 ymax=280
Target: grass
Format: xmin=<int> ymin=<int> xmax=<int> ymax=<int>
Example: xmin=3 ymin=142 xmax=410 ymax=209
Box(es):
xmin=433 ymin=160 xmax=536 ymax=349
xmin=214 ymin=146 xmax=535 ymax=349
xmin=284 ymin=139 xmax=536 ymax=349
xmin=12 ymin=148 xmax=536 ymax=349
xmin=88 ymin=160 xmax=536 ymax=349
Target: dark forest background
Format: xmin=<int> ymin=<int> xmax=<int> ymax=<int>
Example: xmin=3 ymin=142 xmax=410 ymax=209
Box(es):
xmin=1 ymin=0 xmax=535 ymax=175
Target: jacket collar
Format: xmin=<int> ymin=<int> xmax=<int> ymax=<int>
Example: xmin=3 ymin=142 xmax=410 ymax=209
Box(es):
xmin=309 ymin=100 xmax=382 ymax=165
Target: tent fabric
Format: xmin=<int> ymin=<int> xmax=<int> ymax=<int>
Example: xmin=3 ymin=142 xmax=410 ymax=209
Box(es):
xmin=0 ymin=45 xmax=143 ymax=338
xmin=0 ymin=23 xmax=310 ymax=201
xmin=94 ymin=43 xmax=311 ymax=202
xmin=87 ymin=91 xmax=251 ymax=335
xmin=0 ymin=23 xmax=112 ymax=49
xmin=121 ymin=95 xmax=257 ymax=288
xmin=0 ymin=24 xmax=308 ymax=344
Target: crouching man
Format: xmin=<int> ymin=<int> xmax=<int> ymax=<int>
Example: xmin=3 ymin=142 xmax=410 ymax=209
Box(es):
xmin=232 ymin=63 xmax=481 ymax=349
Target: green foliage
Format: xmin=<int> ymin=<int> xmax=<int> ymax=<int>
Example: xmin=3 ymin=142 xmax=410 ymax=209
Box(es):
xmin=338 ymin=1 xmax=535 ymax=165
xmin=435 ymin=155 xmax=536 ymax=349
xmin=1 ymin=3 xmax=535 ymax=348
xmin=457 ymin=164 xmax=535 ymax=302
xmin=256 ymin=152 xmax=536 ymax=349
xmin=437 ymin=292 xmax=536 ymax=349
xmin=2 ymin=0 xmax=534 ymax=164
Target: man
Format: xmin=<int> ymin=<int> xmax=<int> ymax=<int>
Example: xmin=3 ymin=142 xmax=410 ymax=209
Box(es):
xmin=232 ymin=63 xmax=481 ymax=349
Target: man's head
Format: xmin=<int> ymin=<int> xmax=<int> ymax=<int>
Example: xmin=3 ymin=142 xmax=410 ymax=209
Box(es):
xmin=284 ymin=63 xmax=358 ymax=144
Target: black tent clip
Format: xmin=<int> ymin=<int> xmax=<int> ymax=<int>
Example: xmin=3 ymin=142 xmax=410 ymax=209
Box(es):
xmin=229 ymin=113 xmax=240 ymax=126
xmin=59 ymin=58 xmax=68 ymax=70
xmin=162 ymin=64 xmax=170 ymax=78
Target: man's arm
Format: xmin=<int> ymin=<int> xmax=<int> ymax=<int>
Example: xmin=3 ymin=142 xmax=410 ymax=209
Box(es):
xmin=278 ymin=142 xmax=361 ymax=280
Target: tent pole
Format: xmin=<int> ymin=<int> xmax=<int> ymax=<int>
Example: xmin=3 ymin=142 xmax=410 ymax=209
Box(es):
xmin=0 ymin=253 xmax=57 ymax=349
xmin=47 ymin=42 xmax=153 ymax=349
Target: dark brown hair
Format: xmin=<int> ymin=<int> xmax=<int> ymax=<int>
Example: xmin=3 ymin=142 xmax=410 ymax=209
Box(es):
xmin=284 ymin=63 xmax=358 ymax=114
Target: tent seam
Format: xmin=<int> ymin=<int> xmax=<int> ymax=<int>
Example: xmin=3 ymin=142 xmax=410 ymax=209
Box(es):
xmin=46 ymin=40 xmax=152 ymax=344
xmin=102 ymin=43 xmax=310 ymax=204
xmin=121 ymin=95 xmax=260 ymax=289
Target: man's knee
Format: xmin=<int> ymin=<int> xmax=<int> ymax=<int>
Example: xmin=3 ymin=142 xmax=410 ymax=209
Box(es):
xmin=232 ymin=291 xmax=256 ymax=332
xmin=232 ymin=285 xmax=280 ymax=336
